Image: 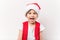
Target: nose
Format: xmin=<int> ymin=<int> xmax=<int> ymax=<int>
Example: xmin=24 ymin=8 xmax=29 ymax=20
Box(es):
xmin=30 ymin=13 xmax=34 ymax=17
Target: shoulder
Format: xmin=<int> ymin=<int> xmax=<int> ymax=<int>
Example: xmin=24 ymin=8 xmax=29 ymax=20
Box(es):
xmin=36 ymin=21 xmax=45 ymax=31
xmin=18 ymin=21 xmax=28 ymax=30
xmin=40 ymin=24 xmax=45 ymax=32
xmin=23 ymin=21 xmax=28 ymax=24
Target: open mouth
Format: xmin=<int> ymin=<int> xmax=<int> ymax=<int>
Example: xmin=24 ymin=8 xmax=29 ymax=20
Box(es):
xmin=30 ymin=18 xmax=35 ymax=20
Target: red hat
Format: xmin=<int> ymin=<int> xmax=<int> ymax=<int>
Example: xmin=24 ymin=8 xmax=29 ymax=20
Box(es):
xmin=25 ymin=3 xmax=41 ymax=14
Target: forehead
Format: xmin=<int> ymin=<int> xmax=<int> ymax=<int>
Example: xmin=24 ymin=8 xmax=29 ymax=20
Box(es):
xmin=29 ymin=9 xmax=36 ymax=13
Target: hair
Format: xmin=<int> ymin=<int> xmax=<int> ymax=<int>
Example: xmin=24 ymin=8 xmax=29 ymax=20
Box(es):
xmin=25 ymin=9 xmax=38 ymax=17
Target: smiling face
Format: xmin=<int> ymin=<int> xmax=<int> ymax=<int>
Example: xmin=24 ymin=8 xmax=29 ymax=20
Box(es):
xmin=25 ymin=9 xmax=38 ymax=24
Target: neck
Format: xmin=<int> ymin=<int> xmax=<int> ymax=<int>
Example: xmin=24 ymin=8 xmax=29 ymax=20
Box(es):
xmin=28 ymin=21 xmax=36 ymax=26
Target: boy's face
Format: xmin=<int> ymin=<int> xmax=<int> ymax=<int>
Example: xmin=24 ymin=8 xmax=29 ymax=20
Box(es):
xmin=26 ymin=9 xmax=38 ymax=24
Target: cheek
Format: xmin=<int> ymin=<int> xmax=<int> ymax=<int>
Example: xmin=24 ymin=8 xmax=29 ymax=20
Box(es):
xmin=26 ymin=14 xmax=30 ymax=18
xmin=34 ymin=15 xmax=38 ymax=18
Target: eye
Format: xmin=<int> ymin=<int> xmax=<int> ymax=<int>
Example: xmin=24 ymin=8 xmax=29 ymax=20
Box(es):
xmin=33 ymin=13 xmax=37 ymax=14
xmin=28 ymin=13 xmax=31 ymax=14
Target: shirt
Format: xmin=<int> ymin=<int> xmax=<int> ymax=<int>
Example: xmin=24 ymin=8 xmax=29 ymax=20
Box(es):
xmin=19 ymin=22 xmax=45 ymax=40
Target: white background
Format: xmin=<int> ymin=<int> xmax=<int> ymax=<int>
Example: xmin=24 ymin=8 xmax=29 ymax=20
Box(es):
xmin=0 ymin=0 xmax=60 ymax=40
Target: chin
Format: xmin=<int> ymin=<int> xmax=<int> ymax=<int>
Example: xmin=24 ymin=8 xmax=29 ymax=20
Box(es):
xmin=30 ymin=21 xmax=35 ymax=24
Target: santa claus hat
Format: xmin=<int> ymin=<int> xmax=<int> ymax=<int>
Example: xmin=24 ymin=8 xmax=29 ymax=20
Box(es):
xmin=25 ymin=3 xmax=41 ymax=14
